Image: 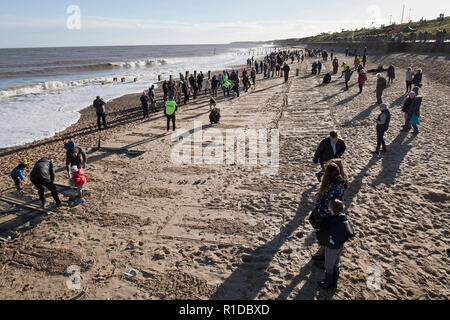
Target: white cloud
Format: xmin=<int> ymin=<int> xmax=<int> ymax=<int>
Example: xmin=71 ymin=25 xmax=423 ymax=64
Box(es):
xmin=0 ymin=13 xmax=383 ymax=44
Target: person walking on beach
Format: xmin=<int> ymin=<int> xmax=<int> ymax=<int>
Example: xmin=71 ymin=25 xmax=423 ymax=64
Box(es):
xmin=140 ymin=91 xmax=150 ymax=119
xmin=148 ymin=85 xmax=157 ymax=112
xmin=30 ymin=157 xmax=61 ymax=208
xmin=10 ymin=159 xmax=28 ymax=192
xmin=243 ymin=73 xmax=250 ymax=93
xmin=387 ymin=65 xmax=395 ymax=85
xmin=313 ymin=131 xmax=346 ymax=182
xmin=93 ymin=96 xmax=108 ymax=130
xmin=309 ymin=160 xmax=349 ymax=266
xmin=344 ymin=66 xmax=353 ymax=91
xmin=401 ymin=92 xmax=416 ymax=131
xmin=164 ymin=96 xmax=177 ymax=132
xmin=283 ymin=63 xmax=290 ymax=83
xmin=162 ymin=81 xmax=169 ymax=102
xmin=182 ymin=81 xmax=189 ymax=105
xmin=354 ymin=56 xmax=360 ymax=70
xmin=332 ymin=58 xmax=339 ymax=74
xmin=251 ymin=67 xmax=256 ymax=88
xmin=358 ymin=70 xmax=367 ymax=94
xmin=340 ymin=62 xmax=347 ymax=78
xmin=317 ymin=61 xmax=322 ymax=74
xmin=65 ymin=141 xmax=87 ymax=179
xmin=401 ymin=91 xmax=422 ymax=134
xmin=316 ymin=198 xmax=355 ymax=291
xmin=376 ymin=73 xmax=387 ymax=104
xmin=413 ymin=69 xmax=422 ymax=87
xmin=233 ymin=75 xmax=240 ymax=98
xmin=203 ymin=77 xmax=211 ymax=95
xmin=197 ymin=72 xmax=204 ymax=93
xmin=263 ymin=62 xmax=268 ymax=78
xmin=405 ymin=68 xmax=414 ymax=93
xmin=222 ymin=72 xmax=230 ymax=97
xmin=362 ymin=54 xmax=367 ymax=68
xmin=211 ymin=75 xmax=219 ymax=97
xmin=372 ymin=104 xmax=391 ymax=154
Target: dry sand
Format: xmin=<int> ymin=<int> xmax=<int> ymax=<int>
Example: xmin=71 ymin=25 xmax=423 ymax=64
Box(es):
xmin=0 ymin=51 xmax=449 ymax=300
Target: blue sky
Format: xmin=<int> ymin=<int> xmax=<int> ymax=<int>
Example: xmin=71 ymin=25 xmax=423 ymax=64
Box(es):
xmin=0 ymin=0 xmax=447 ymax=48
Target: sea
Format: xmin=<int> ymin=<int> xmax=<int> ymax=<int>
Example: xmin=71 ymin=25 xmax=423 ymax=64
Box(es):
xmin=0 ymin=43 xmax=274 ymax=149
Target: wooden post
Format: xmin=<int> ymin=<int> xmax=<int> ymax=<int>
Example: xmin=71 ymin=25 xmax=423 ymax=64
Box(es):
xmin=194 ymin=70 xmax=197 ymax=79
xmin=296 ymin=69 xmax=299 ymax=76
xmin=185 ymin=71 xmax=189 ymax=80
xmin=134 ymin=78 xmax=138 ymax=82
xmin=208 ymin=71 xmax=211 ymax=80
xmin=169 ymin=75 xmax=173 ymax=82
xmin=158 ymin=75 xmax=161 ymax=82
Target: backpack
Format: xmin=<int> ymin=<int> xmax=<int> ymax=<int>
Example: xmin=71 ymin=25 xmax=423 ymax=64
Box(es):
xmin=308 ymin=207 xmax=329 ymax=229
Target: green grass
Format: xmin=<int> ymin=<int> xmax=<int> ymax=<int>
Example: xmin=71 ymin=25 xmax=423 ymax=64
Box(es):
xmin=294 ymin=16 xmax=450 ymax=42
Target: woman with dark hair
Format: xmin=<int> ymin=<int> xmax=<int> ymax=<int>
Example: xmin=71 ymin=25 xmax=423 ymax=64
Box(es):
xmin=310 ymin=160 xmax=349 ymax=265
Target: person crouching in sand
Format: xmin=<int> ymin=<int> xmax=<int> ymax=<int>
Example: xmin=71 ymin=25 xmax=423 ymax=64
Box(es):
xmin=30 ymin=158 xmax=61 ymax=208
xmin=69 ymin=165 xmax=86 ymax=199
xmin=316 ymin=199 xmax=355 ymax=291
xmin=10 ymin=159 xmax=28 ymax=192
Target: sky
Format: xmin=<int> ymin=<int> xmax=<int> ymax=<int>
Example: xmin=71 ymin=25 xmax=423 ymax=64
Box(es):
xmin=0 ymin=0 xmax=448 ymax=48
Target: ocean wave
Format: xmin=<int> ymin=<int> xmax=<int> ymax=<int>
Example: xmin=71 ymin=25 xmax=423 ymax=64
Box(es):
xmin=0 ymin=78 xmax=117 ymax=98
xmin=109 ymin=59 xmax=167 ymax=68
xmin=0 ymin=59 xmax=168 ymax=77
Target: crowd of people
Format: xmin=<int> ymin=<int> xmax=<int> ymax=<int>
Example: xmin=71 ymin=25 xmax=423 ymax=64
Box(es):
xmin=8 ymin=44 xmax=427 ymax=294
xmin=302 ymin=44 xmax=426 ymax=290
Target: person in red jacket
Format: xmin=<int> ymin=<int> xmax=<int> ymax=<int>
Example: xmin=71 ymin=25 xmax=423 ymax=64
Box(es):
xmin=358 ymin=70 xmax=367 ymax=94
xmin=69 ymin=165 xmax=86 ymax=198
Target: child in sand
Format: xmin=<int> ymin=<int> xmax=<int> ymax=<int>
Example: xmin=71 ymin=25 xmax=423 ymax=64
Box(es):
xmin=10 ymin=159 xmax=28 ymax=191
xmin=69 ymin=165 xmax=86 ymax=199
xmin=316 ymin=199 xmax=355 ymax=291
xmin=209 ymin=96 xmax=216 ymax=111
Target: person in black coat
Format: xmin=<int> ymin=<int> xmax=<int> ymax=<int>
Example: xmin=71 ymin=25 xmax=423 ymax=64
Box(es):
xmin=316 ymin=199 xmax=355 ymax=290
xmin=30 ymin=158 xmax=61 ymax=208
xmin=65 ymin=141 xmax=87 ymax=179
xmin=387 ymin=65 xmax=395 ymax=84
xmin=313 ymin=131 xmax=346 ymax=181
xmin=322 ymin=73 xmax=331 ymax=84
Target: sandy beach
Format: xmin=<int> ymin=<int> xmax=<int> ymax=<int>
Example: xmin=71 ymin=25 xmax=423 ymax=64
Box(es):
xmin=0 ymin=50 xmax=449 ymax=300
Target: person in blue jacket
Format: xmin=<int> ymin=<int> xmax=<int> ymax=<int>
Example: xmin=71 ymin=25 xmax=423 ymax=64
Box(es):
xmin=11 ymin=159 xmax=28 ymax=191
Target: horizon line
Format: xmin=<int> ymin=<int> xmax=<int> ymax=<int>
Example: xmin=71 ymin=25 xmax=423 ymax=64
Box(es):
xmin=0 ymin=40 xmax=273 ymax=50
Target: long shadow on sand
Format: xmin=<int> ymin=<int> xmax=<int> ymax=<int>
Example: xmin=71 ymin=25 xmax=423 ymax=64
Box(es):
xmin=278 ymin=260 xmax=336 ymax=300
xmin=334 ymin=93 xmax=360 ymax=107
xmin=344 ymin=131 xmax=416 ymax=208
xmin=251 ymin=83 xmax=283 ymax=94
xmin=211 ymin=186 xmax=316 ymax=300
xmin=389 ymin=94 xmax=407 ymax=108
xmin=371 ymin=131 xmax=416 ymax=188
xmin=348 ymin=103 xmax=379 ymax=122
